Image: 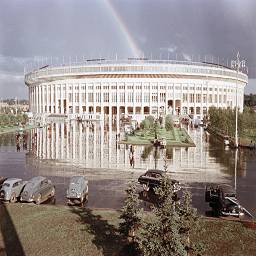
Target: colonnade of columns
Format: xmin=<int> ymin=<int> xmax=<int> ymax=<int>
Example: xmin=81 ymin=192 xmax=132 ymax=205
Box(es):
xmin=28 ymin=80 xmax=245 ymax=122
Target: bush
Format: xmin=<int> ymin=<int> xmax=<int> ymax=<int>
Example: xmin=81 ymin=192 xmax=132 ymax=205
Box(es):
xmin=146 ymin=115 xmax=155 ymax=128
xmin=141 ymin=119 xmax=150 ymax=130
xmin=165 ymin=114 xmax=173 ymax=131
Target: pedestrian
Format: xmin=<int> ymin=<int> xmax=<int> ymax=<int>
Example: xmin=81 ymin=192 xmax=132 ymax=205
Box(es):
xmin=129 ymin=153 xmax=133 ymax=167
xmin=16 ymin=143 xmax=20 ymax=152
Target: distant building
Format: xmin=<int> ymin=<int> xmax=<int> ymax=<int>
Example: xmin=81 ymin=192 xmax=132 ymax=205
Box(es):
xmin=25 ymin=59 xmax=248 ymax=121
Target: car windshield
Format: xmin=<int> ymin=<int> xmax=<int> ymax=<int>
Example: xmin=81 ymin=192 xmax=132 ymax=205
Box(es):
xmin=146 ymin=172 xmax=161 ymax=178
xmin=2 ymin=183 xmax=10 ymax=187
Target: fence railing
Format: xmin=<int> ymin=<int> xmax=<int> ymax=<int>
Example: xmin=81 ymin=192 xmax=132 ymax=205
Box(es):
xmin=25 ymin=60 xmax=248 ymax=84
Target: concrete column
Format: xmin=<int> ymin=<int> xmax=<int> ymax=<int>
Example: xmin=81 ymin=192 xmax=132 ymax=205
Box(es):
xmin=85 ymin=85 xmax=88 ymax=114
xmin=66 ymin=85 xmax=69 ymax=115
xmin=93 ymin=83 xmax=96 ymax=115
xmin=79 ymin=84 xmax=82 ymax=115
xmin=124 ymin=83 xmax=128 ymax=116
xmin=109 ymin=90 xmax=112 ymax=127
xmin=43 ymin=85 xmax=46 ymax=113
xmin=100 ymin=83 xmax=103 ymax=120
xmin=60 ymin=84 xmax=64 ymax=114
xmin=116 ymin=83 xmax=120 ymax=133
xmin=30 ymin=87 xmax=33 ymax=112
xmin=50 ymin=124 xmax=54 ymax=158
xmin=72 ymin=85 xmax=75 ymax=114
xmin=35 ymin=86 xmax=38 ymax=113
xmin=36 ymin=86 xmax=39 ymax=114
xmin=50 ymin=85 xmax=54 ymax=114
xmin=200 ymin=84 xmax=203 ymax=118
xmin=54 ymin=84 xmax=58 ymax=114
xmin=46 ymin=85 xmax=49 ymax=113
xmin=28 ymin=87 xmax=30 ymax=111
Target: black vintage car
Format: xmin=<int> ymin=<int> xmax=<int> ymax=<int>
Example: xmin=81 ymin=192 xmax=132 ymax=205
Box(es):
xmin=205 ymin=184 xmax=245 ymax=217
xmin=138 ymin=169 xmax=180 ymax=192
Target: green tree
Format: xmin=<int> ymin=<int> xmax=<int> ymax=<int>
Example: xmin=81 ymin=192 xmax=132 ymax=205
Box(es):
xmin=141 ymin=119 xmax=150 ymax=130
xmin=154 ymin=120 xmax=161 ymax=139
xmin=146 ymin=115 xmax=155 ymax=128
xmin=165 ymin=114 xmax=174 ymax=131
xmin=119 ymin=182 xmax=142 ymax=240
xmin=136 ymin=174 xmax=201 ymax=256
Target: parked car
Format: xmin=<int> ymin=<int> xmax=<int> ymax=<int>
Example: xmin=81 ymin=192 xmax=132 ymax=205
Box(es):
xmin=205 ymin=184 xmax=245 ymax=217
xmin=66 ymin=176 xmax=88 ymax=205
xmin=20 ymin=176 xmax=55 ymax=205
xmin=0 ymin=178 xmax=27 ymax=203
xmin=138 ymin=169 xmax=180 ymax=192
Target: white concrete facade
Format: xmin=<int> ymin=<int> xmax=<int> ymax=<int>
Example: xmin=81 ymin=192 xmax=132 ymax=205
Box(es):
xmin=25 ymin=60 xmax=248 ymax=120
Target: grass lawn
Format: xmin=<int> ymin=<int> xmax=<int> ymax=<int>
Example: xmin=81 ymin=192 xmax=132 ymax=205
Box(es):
xmin=1 ymin=204 xmax=256 ymax=256
xmin=122 ymin=127 xmax=195 ymax=147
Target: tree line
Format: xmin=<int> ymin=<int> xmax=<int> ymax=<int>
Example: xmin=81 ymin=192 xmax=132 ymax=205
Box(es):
xmin=207 ymin=106 xmax=256 ymax=140
xmin=0 ymin=114 xmax=28 ymax=127
xmin=244 ymin=94 xmax=256 ymax=107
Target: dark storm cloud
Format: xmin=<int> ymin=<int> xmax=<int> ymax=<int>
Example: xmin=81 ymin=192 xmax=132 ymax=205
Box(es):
xmin=0 ymin=0 xmax=255 ymax=98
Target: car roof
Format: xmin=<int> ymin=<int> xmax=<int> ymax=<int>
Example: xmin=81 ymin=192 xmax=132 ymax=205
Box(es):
xmin=28 ymin=176 xmax=46 ymax=183
xmin=146 ymin=169 xmax=164 ymax=174
xmin=4 ymin=178 xmax=22 ymax=184
xmin=70 ymin=176 xmax=86 ymax=183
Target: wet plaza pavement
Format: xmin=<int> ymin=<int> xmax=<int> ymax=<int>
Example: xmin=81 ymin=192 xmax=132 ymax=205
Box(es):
xmin=0 ymin=121 xmax=256 ymax=216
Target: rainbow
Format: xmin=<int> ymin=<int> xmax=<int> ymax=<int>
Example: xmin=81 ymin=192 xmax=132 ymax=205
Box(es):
xmin=104 ymin=0 xmax=142 ymax=57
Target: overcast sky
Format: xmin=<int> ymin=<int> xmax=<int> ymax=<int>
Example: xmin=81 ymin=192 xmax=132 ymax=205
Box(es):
xmin=0 ymin=0 xmax=255 ymax=99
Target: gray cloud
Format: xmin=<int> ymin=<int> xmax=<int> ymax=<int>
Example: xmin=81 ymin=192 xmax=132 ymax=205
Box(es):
xmin=0 ymin=0 xmax=255 ymax=98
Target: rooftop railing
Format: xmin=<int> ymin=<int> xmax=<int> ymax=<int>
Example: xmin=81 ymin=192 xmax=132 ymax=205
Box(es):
xmin=25 ymin=59 xmax=248 ymax=84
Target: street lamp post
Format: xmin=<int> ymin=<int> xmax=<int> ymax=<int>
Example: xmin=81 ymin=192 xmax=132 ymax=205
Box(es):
xmin=231 ymin=52 xmax=246 ymax=148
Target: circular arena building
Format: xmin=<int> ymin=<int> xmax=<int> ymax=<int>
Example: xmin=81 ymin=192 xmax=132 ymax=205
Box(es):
xmin=25 ymin=59 xmax=248 ymax=122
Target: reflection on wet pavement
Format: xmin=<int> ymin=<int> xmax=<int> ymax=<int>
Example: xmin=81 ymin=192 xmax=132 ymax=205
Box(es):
xmin=0 ymin=121 xmax=255 ymax=216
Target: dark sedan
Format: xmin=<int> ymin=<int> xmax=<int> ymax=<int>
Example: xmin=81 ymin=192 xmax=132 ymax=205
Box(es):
xmin=138 ymin=169 xmax=180 ymax=192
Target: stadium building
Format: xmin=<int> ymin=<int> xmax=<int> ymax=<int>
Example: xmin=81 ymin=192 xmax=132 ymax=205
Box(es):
xmin=25 ymin=59 xmax=248 ymax=123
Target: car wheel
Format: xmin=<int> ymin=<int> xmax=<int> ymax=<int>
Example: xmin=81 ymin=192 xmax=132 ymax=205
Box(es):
xmin=143 ymin=183 xmax=150 ymax=192
xmin=36 ymin=194 xmax=42 ymax=205
xmin=10 ymin=193 xmax=17 ymax=203
xmin=50 ymin=187 xmax=55 ymax=197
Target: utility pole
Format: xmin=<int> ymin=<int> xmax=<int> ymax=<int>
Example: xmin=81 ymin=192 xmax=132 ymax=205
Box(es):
xmin=15 ymin=97 xmax=18 ymax=115
xmin=231 ymin=52 xmax=246 ymax=148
